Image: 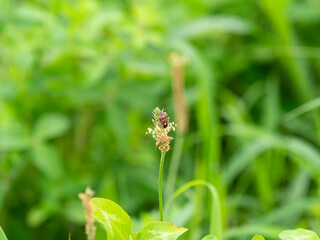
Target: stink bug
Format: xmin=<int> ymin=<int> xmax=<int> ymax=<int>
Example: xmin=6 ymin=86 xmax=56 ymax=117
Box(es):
xmin=159 ymin=110 xmax=169 ymax=128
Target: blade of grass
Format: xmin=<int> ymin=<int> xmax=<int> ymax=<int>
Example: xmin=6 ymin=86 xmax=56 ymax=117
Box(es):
xmin=225 ymin=124 xmax=320 ymax=184
xmin=284 ymin=169 xmax=310 ymax=204
xmin=247 ymin=198 xmax=316 ymax=225
xmin=253 ymin=78 xmax=280 ymax=209
xmin=165 ymin=180 xmax=222 ymax=240
xmin=224 ymin=136 xmax=277 ymax=185
xmin=171 ymin=38 xmax=223 ymax=239
xmin=260 ymin=0 xmax=312 ymax=101
xmin=260 ymin=0 xmax=320 ymax=142
xmin=283 ymin=97 xmax=320 ymax=122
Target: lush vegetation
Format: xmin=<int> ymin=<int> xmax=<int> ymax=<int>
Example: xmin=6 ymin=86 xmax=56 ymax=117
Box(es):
xmin=1 ymin=0 xmax=320 ymax=239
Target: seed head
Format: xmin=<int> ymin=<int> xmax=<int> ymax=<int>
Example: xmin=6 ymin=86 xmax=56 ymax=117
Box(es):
xmin=146 ymin=107 xmax=177 ymax=152
xmin=78 ymin=187 xmax=96 ymax=240
xmin=169 ymin=52 xmax=189 ymax=134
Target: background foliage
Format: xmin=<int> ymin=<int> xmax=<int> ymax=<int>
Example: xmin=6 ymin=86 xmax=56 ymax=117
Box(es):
xmin=1 ymin=0 xmax=320 ymax=239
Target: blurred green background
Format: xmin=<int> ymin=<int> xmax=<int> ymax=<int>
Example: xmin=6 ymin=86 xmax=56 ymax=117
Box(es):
xmin=1 ymin=0 xmax=320 ymax=239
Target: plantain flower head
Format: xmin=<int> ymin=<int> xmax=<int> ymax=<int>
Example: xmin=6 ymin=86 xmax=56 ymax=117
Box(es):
xmin=78 ymin=187 xmax=96 ymax=240
xmin=146 ymin=107 xmax=177 ymax=152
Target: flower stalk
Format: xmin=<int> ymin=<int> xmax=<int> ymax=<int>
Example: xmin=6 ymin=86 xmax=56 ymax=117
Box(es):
xmin=166 ymin=52 xmax=189 ymax=199
xmin=158 ymin=151 xmax=166 ymax=221
xmin=146 ymin=107 xmax=176 ymax=221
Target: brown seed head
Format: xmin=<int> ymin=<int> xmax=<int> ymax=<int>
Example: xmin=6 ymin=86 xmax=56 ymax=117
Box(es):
xmin=78 ymin=187 xmax=96 ymax=240
xmin=169 ymin=52 xmax=189 ymax=134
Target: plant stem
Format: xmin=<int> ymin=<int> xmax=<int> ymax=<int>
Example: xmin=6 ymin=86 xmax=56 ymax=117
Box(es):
xmin=158 ymin=151 xmax=166 ymax=221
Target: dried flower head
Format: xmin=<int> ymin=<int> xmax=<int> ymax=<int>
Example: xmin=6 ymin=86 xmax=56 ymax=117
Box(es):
xmin=169 ymin=52 xmax=189 ymax=134
xmin=78 ymin=187 xmax=96 ymax=240
xmin=146 ymin=107 xmax=177 ymax=152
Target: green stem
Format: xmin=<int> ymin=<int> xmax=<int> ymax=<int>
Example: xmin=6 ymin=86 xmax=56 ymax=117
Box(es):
xmin=158 ymin=151 xmax=166 ymax=221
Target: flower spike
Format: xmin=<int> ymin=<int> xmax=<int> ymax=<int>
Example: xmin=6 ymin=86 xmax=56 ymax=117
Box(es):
xmin=146 ymin=107 xmax=177 ymax=152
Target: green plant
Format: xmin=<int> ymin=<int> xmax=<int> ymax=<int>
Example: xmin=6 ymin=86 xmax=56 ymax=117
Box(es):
xmin=90 ymin=198 xmax=222 ymax=240
xmin=91 ymin=198 xmax=187 ymax=240
xmin=81 ymin=108 xmax=220 ymax=240
xmin=0 ymin=226 xmax=8 ymax=240
xmin=146 ymin=107 xmax=177 ymax=221
xmin=86 ymin=108 xmax=189 ymax=240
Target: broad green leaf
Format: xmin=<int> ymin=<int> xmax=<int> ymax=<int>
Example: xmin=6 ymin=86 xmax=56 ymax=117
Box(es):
xmin=279 ymin=229 xmax=319 ymax=240
xmin=202 ymin=234 xmax=218 ymax=240
xmin=30 ymin=144 xmax=63 ymax=178
xmin=33 ymin=113 xmax=70 ymax=141
xmin=0 ymin=226 xmax=8 ymax=240
xmin=252 ymin=235 xmax=265 ymax=240
xmin=135 ymin=221 xmax=187 ymax=240
xmin=0 ymin=127 xmax=29 ymax=151
xmin=91 ymin=198 xmax=131 ymax=240
xmin=131 ymin=232 xmax=139 ymax=240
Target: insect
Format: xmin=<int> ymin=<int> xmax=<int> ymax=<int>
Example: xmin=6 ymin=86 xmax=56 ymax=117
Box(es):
xmin=159 ymin=110 xmax=169 ymax=128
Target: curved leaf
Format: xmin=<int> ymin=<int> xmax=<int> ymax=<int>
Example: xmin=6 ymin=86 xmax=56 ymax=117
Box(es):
xmin=279 ymin=229 xmax=319 ymax=240
xmin=0 ymin=126 xmax=30 ymax=151
xmin=33 ymin=113 xmax=70 ymax=141
xmin=91 ymin=198 xmax=131 ymax=240
xmin=135 ymin=221 xmax=187 ymax=240
xmin=172 ymin=15 xmax=253 ymax=40
xmin=165 ymin=180 xmax=221 ymax=240
xmin=0 ymin=226 xmax=8 ymax=240
xmin=283 ymin=97 xmax=320 ymax=122
xmin=252 ymin=235 xmax=265 ymax=240
xmin=202 ymin=234 xmax=218 ymax=240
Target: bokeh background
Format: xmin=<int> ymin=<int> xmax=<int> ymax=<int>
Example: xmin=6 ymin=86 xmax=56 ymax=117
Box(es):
xmin=1 ymin=0 xmax=320 ymax=239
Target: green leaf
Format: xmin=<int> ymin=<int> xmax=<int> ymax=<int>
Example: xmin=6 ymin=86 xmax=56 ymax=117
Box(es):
xmin=0 ymin=226 xmax=8 ymax=240
xmin=172 ymin=16 xmax=253 ymax=40
xmin=33 ymin=113 xmax=70 ymax=141
xmin=91 ymin=198 xmax=131 ymax=240
xmin=202 ymin=234 xmax=218 ymax=240
xmin=135 ymin=221 xmax=187 ymax=240
xmin=279 ymin=229 xmax=319 ymax=240
xmin=30 ymin=144 xmax=63 ymax=178
xmin=131 ymin=232 xmax=139 ymax=240
xmin=283 ymin=97 xmax=320 ymax=122
xmin=0 ymin=127 xmax=29 ymax=151
xmin=251 ymin=235 xmax=265 ymax=240
xmin=26 ymin=206 xmax=47 ymax=227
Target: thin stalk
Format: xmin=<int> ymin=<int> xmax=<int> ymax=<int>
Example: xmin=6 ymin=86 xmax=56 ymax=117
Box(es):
xmin=165 ymin=180 xmax=222 ymax=240
xmin=158 ymin=151 xmax=166 ymax=221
